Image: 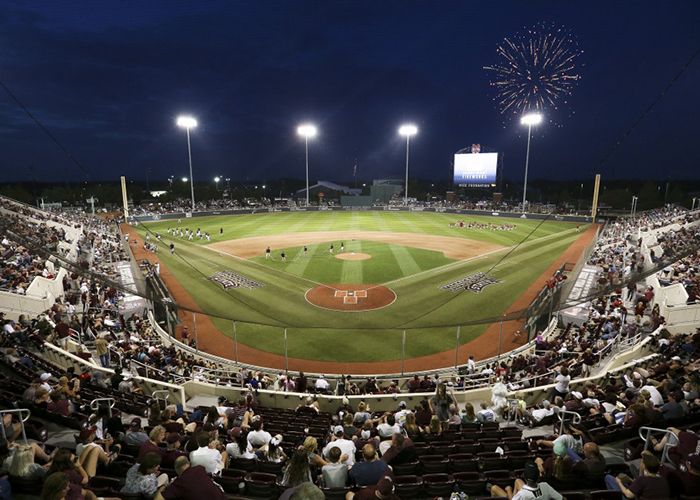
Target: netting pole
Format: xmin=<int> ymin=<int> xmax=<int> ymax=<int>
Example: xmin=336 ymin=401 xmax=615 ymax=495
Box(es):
xmin=454 ymin=326 xmax=461 ymax=371
xmin=498 ymin=316 xmax=503 ymax=360
xmin=193 ymin=313 xmax=199 ymax=355
xmin=401 ymin=330 xmax=406 ymax=376
xmin=284 ymin=328 xmax=288 ymax=373
xmin=233 ymin=321 xmax=239 ymax=363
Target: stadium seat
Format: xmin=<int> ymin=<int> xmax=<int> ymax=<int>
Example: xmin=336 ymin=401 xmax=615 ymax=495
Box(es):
xmin=589 ymin=491 xmax=623 ymax=500
xmin=448 ymin=454 xmax=479 ymax=473
xmin=483 ymin=469 xmax=513 ymax=488
xmin=422 ymin=473 xmax=455 ymax=497
xmin=230 ymin=457 xmax=257 ymax=472
xmin=392 ymin=475 xmax=423 ymax=499
xmin=244 ymin=472 xmax=277 ymax=497
xmin=419 ymin=454 xmax=450 ymax=474
xmin=391 ymin=460 xmax=419 ymax=475
xmin=452 ymin=471 xmax=486 ymax=495
xmin=320 ymin=486 xmax=351 ymax=499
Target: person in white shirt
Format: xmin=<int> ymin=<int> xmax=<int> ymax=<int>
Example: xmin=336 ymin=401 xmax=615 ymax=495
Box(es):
xmin=550 ymin=366 xmax=571 ymax=400
xmin=376 ymin=414 xmax=401 ymax=440
xmin=189 ymin=433 xmax=228 ymax=475
xmin=640 ymin=385 xmax=664 ymax=406
xmin=322 ymin=426 xmax=356 ymax=466
xmin=466 ymin=355 xmax=476 ymax=374
xmin=394 ymin=401 xmax=413 ymax=427
xmin=315 ymin=375 xmax=330 ymax=392
xmin=476 ymin=402 xmax=495 ymax=423
xmin=246 ymin=419 xmax=272 ymax=453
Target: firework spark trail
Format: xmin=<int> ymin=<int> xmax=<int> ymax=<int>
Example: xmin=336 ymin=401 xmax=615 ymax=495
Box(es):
xmin=485 ymin=24 xmax=583 ymax=118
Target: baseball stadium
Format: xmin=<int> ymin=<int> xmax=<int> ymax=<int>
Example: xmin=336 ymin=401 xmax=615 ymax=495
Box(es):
xmin=1 ymin=2 xmax=699 ymax=499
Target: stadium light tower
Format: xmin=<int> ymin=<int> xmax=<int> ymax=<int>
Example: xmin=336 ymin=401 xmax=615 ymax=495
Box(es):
xmin=297 ymin=123 xmax=317 ymax=206
xmin=398 ymin=124 xmax=418 ymax=205
xmin=176 ymin=115 xmax=198 ymax=211
xmin=519 ymin=112 xmax=543 ymax=215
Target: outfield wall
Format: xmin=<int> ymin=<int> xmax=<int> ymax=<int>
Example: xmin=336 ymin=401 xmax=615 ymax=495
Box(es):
xmin=131 ymin=206 xmax=594 ymax=224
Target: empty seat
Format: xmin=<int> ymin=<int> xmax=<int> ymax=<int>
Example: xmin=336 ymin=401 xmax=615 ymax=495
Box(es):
xmin=448 ymin=454 xmax=479 ymax=473
xmin=230 ymin=457 xmax=257 ymax=472
xmin=452 ymin=471 xmax=487 ymax=495
xmin=483 ymin=469 xmax=513 ymax=488
xmin=257 ymin=461 xmax=283 ymax=476
xmin=391 ymin=460 xmax=419 ymax=476
xmin=589 ymin=491 xmax=623 ymax=500
xmin=320 ymin=486 xmax=351 ymax=500
xmin=393 ymin=475 xmax=423 ymax=499
xmin=455 ymin=440 xmax=480 ymax=454
xmin=422 ymin=473 xmax=455 ymax=497
xmin=419 ymin=455 xmax=449 ymax=474
xmin=244 ymin=472 xmax=277 ymax=498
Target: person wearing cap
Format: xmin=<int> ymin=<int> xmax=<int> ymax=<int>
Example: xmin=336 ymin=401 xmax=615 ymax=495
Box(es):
xmin=605 ymin=450 xmax=670 ymax=498
xmin=161 ymin=433 xmax=187 ymax=469
xmin=323 ymin=426 xmax=356 ymax=466
xmin=39 ymin=372 xmax=53 ymax=392
xmin=491 ymin=460 xmax=562 ymax=499
xmin=163 ymin=455 xmax=225 ymax=500
xmin=346 ymin=476 xmax=399 ymax=499
xmin=124 ymin=417 xmax=148 ymax=447
xmin=394 ymin=401 xmax=412 ymax=427
xmin=247 ymin=418 xmax=272 ymax=453
xmin=348 ymin=444 xmax=387 ymax=487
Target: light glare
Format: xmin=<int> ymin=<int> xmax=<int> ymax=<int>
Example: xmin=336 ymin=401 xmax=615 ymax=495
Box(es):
xmin=297 ymin=123 xmax=318 ymax=138
xmin=176 ymin=115 xmax=198 ymax=129
xmin=520 ymin=113 xmax=543 ymax=126
xmin=398 ymin=124 xmax=418 ymax=136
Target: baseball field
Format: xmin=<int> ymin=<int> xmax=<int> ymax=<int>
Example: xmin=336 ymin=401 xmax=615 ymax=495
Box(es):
xmin=130 ymin=211 xmax=592 ymax=370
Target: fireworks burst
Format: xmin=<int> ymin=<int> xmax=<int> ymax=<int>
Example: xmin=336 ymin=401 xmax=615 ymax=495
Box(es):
xmin=485 ymin=24 xmax=583 ymax=117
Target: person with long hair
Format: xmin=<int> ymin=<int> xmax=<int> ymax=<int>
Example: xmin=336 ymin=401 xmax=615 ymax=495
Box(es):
xmin=403 ymin=413 xmax=421 ymax=441
xmin=461 ymin=402 xmax=477 ymax=424
xmin=47 ymin=449 xmax=115 ymax=500
xmin=8 ymin=444 xmax=47 ymax=480
xmin=41 ymin=472 xmax=71 ymax=500
xmin=430 ymin=383 xmax=456 ymax=428
xmin=301 ymin=436 xmax=327 ymax=468
xmin=281 ymin=449 xmax=313 ymax=487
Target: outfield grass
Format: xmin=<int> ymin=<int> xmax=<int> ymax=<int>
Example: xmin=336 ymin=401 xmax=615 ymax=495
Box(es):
xmin=137 ymin=211 xmax=582 ymax=362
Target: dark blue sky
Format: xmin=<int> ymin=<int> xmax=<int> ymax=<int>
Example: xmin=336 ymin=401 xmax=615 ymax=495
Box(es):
xmin=0 ymin=0 xmax=698 ymax=184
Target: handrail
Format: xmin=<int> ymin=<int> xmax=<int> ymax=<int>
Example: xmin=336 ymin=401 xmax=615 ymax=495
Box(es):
xmin=0 ymin=408 xmax=31 ymax=444
xmin=638 ymin=426 xmax=679 ymax=467
xmin=151 ymin=390 xmax=171 ymax=404
xmin=90 ymin=398 xmax=116 ymax=418
xmin=555 ymin=407 xmax=582 ymax=436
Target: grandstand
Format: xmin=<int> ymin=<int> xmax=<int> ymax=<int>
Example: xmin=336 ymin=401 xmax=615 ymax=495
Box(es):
xmin=0 ymin=194 xmax=699 ymax=499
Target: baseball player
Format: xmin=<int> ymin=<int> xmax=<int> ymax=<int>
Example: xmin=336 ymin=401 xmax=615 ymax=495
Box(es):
xmin=329 ymin=244 xmax=334 ymax=254
xmin=281 ymin=251 xmax=286 ymax=262
xmin=265 ymin=247 xmax=271 ymax=259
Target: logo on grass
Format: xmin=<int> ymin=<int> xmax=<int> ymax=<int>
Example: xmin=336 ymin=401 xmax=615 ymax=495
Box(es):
xmin=209 ymin=271 xmax=263 ymax=290
xmin=441 ymin=272 xmax=501 ymax=293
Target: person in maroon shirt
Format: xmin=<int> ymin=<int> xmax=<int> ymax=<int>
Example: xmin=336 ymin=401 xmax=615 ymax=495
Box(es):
xmin=138 ymin=425 xmax=166 ymax=461
xmin=47 ymin=391 xmax=71 ymax=417
xmin=163 ymin=456 xmax=225 ymax=500
xmin=347 ymin=476 xmax=399 ymax=500
xmin=161 ymin=433 xmax=186 ymax=469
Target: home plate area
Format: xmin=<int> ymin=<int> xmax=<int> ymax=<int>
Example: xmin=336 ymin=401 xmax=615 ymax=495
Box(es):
xmin=305 ymin=284 xmax=396 ymax=312
xmin=335 ymin=289 xmax=368 ymax=304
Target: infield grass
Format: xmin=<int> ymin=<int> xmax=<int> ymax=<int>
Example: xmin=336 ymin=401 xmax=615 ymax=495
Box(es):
xmin=136 ymin=211 xmax=583 ymax=362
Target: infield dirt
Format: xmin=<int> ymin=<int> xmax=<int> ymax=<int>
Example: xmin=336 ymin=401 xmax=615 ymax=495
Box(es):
xmin=122 ymin=224 xmax=598 ymax=373
xmin=208 ymin=230 xmax=503 ymax=260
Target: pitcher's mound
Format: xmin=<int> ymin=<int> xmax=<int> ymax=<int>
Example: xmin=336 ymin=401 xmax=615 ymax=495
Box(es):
xmin=305 ymin=284 xmax=396 ymax=312
xmin=335 ymin=252 xmax=371 ymax=261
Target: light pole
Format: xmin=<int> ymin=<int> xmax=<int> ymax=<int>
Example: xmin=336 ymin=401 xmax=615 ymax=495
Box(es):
xmin=631 ymin=195 xmax=639 ymax=217
xmin=176 ymin=115 xmax=198 ymax=211
xmin=297 ymin=123 xmax=317 ymax=206
xmin=519 ymin=113 xmax=543 ymax=215
xmin=214 ymin=176 xmax=221 ymax=191
xmin=398 ymin=124 xmax=418 ymax=205
xmin=167 ymin=175 xmax=174 ymax=192
xmin=692 ymin=197 xmax=698 ymax=211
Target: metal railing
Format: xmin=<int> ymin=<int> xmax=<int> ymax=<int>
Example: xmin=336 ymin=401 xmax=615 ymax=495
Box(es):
xmin=555 ymin=407 xmax=582 ymax=436
xmin=0 ymin=408 xmax=31 ymax=444
xmin=90 ymin=398 xmax=116 ymax=418
xmin=638 ymin=426 xmax=680 ymax=467
xmin=151 ymin=390 xmax=171 ymax=405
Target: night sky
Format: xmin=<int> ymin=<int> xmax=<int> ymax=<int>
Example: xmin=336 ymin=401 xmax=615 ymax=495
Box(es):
xmin=0 ymin=1 xmax=698 ymax=185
